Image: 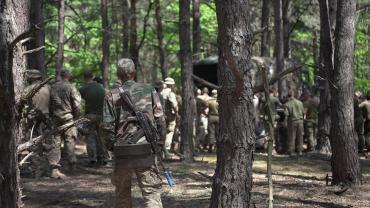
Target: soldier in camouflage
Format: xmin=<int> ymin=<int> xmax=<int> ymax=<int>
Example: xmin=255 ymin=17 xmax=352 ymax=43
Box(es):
xmin=284 ymin=91 xmax=305 ymax=156
xmin=50 ymin=69 xmax=81 ymax=173
xmin=108 ymin=58 xmax=166 ymax=208
xmin=354 ymin=91 xmax=365 ymax=153
xmin=303 ymin=94 xmax=319 ymax=151
xmin=359 ymin=90 xmax=370 ymax=152
xmin=206 ymin=89 xmax=219 ymax=153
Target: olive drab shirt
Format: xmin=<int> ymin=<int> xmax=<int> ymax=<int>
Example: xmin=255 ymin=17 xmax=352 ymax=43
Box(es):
xmin=109 ymin=80 xmax=166 ymax=145
xmin=79 ymin=81 xmax=105 ymax=116
xmin=208 ymin=96 xmax=218 ymax=116
xmin=360 ymin=100 xmax=370 ymax=120
xmin=50 ymin=80 xmax=81 ymax=122
xmin=284 ymin=98 xmax=304 ymax=122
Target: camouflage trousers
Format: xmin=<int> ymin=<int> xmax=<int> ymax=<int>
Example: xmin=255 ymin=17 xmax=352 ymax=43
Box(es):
xmin=53 ymin=119 xmax=77 ymax=165
xmin=111 ymin=166 xmax=163 ymax=208
xmin=84 ymin=114 xmax=109 ymax=162
xmin=304 ymin=121 xmax=317 ymax=151
xmin=165 ymin=120 xmax=176 ymax=150
xmin=206 ymin=115 xmax=219 ymax=145
xmin=287 ymin=120 xmax=304 ymax=154
xmin=195 ymin=114 xmax=208 ymax=148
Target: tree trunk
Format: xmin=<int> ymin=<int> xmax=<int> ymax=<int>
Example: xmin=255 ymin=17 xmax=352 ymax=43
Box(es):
xmin=192 ymin=0 xmax=201 ymax=57
xmin=122 ymin=0 xmax=130 ymax=58
xmin=260 ymin=0 xmax=270 ymax=57
xmin=0 ymin=0 xmax=29 ymax=207
xmin=56 ymin=0 xmax=65 ymax=77
xmin=179 ymin=0 xmax=194 ymax=162
xmin=155 ymin=0 xmax=168 ymax=79
xmin=317 ymin=0 xmax=335 ymax=154
xmin=130 ymin=0 xmax=139 ymax=73
xmin=29 ymin=0 xmax=45 ymax=75
xmin=210 ymin=0 xmax=255 ymax=207
xmin=101 ymin=0 xmax=109 ymax=87
xmin=274 ymin=0 xmax=286 ymax=98
xmin=282 ymin=0 xmax=291 ymax=58
xmin=330 ymin=0 xmax=360 ymax=185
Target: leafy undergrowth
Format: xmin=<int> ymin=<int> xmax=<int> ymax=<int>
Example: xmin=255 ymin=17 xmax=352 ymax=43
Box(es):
xmin=22 ymin=145 xmax=370 ymax=208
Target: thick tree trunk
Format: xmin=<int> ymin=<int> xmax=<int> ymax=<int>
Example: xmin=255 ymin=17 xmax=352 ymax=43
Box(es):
xmin=210 ymin=0 xmax=255 ymax=207
xmin=317 ymin=0 xmax=335 ymax=154
xmin=274 ymin=0 xmax=286 ymax=98
xmin=0 ymin=0 xmax=29 ymax=207
xmin=282 ymin=0 xmax=291 ymax=58
xmin=56 ymin=0 xmax=65 ymax=76
xmin=192 ymin=0 xmax=201 ymax=56
xmin=29 ymin=0 xmax=45 ymax=75
xmin=260 ymin=0 xmax=270 ymax=57
xmin=101 ymin=0 xmax=109 ymax=87
xmin=330 ymin=0 xmax=360 ymax=185
xmin=179 ymin=0 xmax=194 ymax=162
xmin=130 ymin=0 xmax=139 ymax=73
xmin=155 ymin=0 xmax=168 ymax=79
xmin=122 ymin=0 xmax=130 ymax=58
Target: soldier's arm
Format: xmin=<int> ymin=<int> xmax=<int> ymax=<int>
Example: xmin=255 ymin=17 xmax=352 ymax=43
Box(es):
xmin=169 ymin=92 xmax=179 ymax=113
xmin=152 ymin=90 xmax=166 ymax=143
xmin=71 ymin=85 xmax=82 ymax=119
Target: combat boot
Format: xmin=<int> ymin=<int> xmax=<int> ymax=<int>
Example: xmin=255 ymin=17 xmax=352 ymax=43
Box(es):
xmin=50 ymin=169 xmax=66 ymax=179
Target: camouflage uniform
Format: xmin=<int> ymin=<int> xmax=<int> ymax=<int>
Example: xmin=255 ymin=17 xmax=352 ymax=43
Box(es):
xmin=354 ymin=98 xmax=365 ymax=152
xmin=206 ymin=93 xmax=219 ymax=151
xmin=360 ymin=99 xmax=370 ymax=150
xmin=109 ymin=68 xmax=166 ymax=208
xmin=195 ymin=94 xmax=210 ymax=150
xmin=79 ymin=81 xmax=107 ymax=164
xmin=50 ymin=79 xmax=81 ymax=167
xmin=161 ymin=82 xmax=178 ymax=152
xmin=304 ymin=97 xmax=319 ymax=151
xmin=284 ymin=97 xmax=305 ymax=155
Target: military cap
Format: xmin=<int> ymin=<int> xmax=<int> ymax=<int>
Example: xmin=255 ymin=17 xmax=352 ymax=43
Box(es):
xmin=117 ymin=58 xmax=135 ymax=75
xmin=164 ymin=77 xmax=175 ymax=85
xmin=211 ymin=89 xmax=218 ymax=95
xmin=355 ymin=91 xmax=362 ymax=97
xmin=25 ymin=69 xmax=42 ymax=79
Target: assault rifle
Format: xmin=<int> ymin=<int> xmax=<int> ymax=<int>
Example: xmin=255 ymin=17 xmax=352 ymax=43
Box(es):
xmin=118 ymin=87 xmax=174 ymax=189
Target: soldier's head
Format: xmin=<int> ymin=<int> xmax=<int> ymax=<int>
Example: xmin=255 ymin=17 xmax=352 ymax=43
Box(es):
xmin=83 ymin=70 xmax=94 ymax=82
xmin=60 ymin=69 xmax=71 ymax=81
xmin=164 ymin=77 xmax=175 ymax=89
xmin=25 ymin=69 xmax=43 ymax=83
xmin=154 ymin=80 xmax=164 ymax=92
xmin=354 ymin=91 xmax=362 ymax=100
xmin=117 ymin=58 xmax=136 ymax=82
xmin=202 ymin=87 xmax=209 ymax=95
xmin=287 ymin=91 xmax=295 ymax=99
xmin=211 ymin=89 xmax=218 ymax=97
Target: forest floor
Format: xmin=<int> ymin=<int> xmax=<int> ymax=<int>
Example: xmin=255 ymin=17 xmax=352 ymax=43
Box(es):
xmin=21 ymin=142 xmax=370 ymax=208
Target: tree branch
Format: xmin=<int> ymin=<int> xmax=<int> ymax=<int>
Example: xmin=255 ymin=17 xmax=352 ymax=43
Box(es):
xmin=22 ymin=46 xmax=45 ymax=55
xmin=192 ymin=74 xmax=220 ymax=90
xmin=138 ymin=0 xmax=154 ymax=50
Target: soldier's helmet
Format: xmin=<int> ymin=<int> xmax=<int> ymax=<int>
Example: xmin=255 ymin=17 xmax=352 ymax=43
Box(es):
xmin=26 ymin=69 xmax=43 ymax=80
xmin=164 ymin=77 xmax=175 ymax=85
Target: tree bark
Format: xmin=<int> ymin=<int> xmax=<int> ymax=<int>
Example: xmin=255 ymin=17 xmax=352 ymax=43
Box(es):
xmin=29 ymin=0 xmax=45 ymax=75
xmin=260 ymin=0 xmax=270 ymax=57
xmin=330 ymin=0 xmax=360 ymax=185
xmin=122 ymin=0 xmax=130 ymax=58
xmin=130 ymin=0 xmax=139 ymax=72
xmin=282 ymin=0 xmax=291 ymax=58
xmin=179 ymin=0 xmax=194 ymax=162
xmin=56 ymin=0 xmax=65 ymax=77
xmin=0 ymin=0 xmax=29 ymax=207
xmin=274 ymin=0 xmax=286 ymax=98
xmin=155 ymin=0 xmax=168 ymax=79
xmin=317 ymin=0 xmax=335 ymax=154
xmin=210 ymin=0 xmax=255 ymax=207
xmin=192 ymin=0 xmax=201 ymax=56
xmin=101 ymin=0 xmax=110 ymax=87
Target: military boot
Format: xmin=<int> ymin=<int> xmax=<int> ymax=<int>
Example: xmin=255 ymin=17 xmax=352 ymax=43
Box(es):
xmin=50 ymin=169 xmax=66 ymax=179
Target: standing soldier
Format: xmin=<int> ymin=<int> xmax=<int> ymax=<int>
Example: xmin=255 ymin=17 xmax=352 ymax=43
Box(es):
xmin=108 ymin=58 xmax=166 ymax=208
xmin=303 ymin=94 xmax=319 ymax=152
xmin=161 ymin=77 xmax=178 ymax=159
xmin=50 ymin=69 xmax=81 ymax=172
xmin=284 ymin=91 xmax=305 ymax=156
xmin=79 ymin=71 xmax=108 ymax=166
xmin=195 ymin=88 xmax=209 ymax=151
xmin=360 ymin=90 xmax=370 ymax=152
xmin=206 ymin=89 xmax=219 ymax=153
xmin=354 ymin=91 xmax=365 ymax=153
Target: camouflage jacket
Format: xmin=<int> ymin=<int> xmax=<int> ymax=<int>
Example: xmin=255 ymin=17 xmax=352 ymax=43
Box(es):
xmin=50 ymin=80 xmax=81 ymax=122
xmin=161 ymin=87 xmax=178 ymax=121
xmin=23 ymin=81 xmax=51 ymax=115
xmin=284 ymin=98 xmax=304 ymax=122
xmin=109 ymin=80 xmax=166 ymax=145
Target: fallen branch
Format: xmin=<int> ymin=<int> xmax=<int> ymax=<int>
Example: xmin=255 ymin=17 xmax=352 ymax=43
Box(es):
xmin=253 ymin=65 xmax=303 ymax=94
xmin=192 ymin=74 xmax=220 ymax=90
xmin=197 ymin=171 xmax=213 ymax=181
xmin=19 ymin=152 xmax=34 ymax=166
xmin=22 ymin=46 xmax=45 ymax=55
xmin=17 ymin=118 xmax=88 ymax=153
